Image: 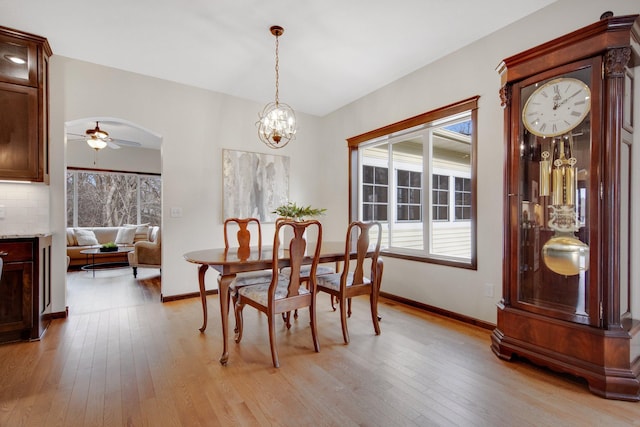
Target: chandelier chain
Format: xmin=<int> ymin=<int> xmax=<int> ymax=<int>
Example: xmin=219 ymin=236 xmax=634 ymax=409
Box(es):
xmin=274 ymin=34 xmax=280 ymax=106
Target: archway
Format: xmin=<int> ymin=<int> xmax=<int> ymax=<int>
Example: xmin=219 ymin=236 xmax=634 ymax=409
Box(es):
xmin=64 ymin=117 xmax=163 ymax=313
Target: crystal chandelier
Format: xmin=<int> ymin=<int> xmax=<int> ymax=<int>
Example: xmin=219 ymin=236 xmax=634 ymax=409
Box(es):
xmin=257 ymin=25 xmax=297 ymax=149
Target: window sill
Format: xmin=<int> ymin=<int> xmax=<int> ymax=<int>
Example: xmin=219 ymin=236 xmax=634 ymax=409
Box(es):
xmin=380 ymin=249 xmax=477 ymax=270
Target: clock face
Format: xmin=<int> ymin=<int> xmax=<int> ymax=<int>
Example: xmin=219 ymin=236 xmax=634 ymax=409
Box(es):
xmin=522 ymin=77 xmax=591 ymax=137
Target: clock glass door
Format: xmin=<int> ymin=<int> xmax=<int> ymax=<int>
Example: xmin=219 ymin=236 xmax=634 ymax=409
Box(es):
xmin=514 ymin=62 xmax=598 ymax=326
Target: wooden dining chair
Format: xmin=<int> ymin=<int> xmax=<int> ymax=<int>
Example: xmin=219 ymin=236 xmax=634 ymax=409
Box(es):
xmin=223 ymin=218 xmax=273 ymax=331
xmin=234 ymin=219 xmax=322 ymax=368
xmin=276 ymin=217 xmax=335 ymax=327
xmin=316 ymin=221 xmax=383 ymax=344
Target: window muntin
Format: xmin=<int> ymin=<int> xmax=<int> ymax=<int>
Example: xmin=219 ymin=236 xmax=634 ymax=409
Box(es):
xmin=432 ymin=174 xmax=449 ymax=221
xmin=362 ymin=164 xmax=388 ymax=221
xmin=348 ymin=97 xmax=477 ymax=269
xmin=397 ymin=169 xmax=422 ymax=222
xmin=67 ymin=169 xmax=161 ymax=227
xmin=454 ymin=177 xmax=471 ymax=221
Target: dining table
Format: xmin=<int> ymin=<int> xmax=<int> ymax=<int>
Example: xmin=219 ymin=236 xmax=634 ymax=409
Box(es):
xmin=183 ymin=241 xmax=366 ymax=365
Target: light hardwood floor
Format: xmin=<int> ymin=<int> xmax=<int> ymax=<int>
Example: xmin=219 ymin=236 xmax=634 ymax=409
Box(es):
xmin=0 ymin=268 xmax=638 ymax=426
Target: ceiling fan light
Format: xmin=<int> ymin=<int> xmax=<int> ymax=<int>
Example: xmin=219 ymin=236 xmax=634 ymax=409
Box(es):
xmin=86 ymin=137 xmax=107 ymax=150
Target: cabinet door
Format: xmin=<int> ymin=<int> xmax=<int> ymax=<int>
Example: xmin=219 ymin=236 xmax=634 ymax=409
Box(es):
xmin=0 ymin=261 xmax=33 ymax=333
xmin=0 ymin=81 xmax=40 ymax=180
xmin=508 ymin=58 xmax=601 ymax=326
xmin=0 ymin=34 xmax=38 ymax=86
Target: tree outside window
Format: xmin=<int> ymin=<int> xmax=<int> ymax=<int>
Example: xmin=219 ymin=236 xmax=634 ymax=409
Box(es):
xmin=67 ymin=169 xmax=161 ymax=227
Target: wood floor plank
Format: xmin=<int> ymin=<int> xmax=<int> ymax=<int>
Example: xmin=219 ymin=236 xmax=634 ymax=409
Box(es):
xmin=0 ymin=268 xmax=638 ymax=426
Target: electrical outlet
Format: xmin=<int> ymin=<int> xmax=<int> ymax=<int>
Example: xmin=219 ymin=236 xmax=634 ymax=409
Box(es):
xmin=170 ymin=207 xmax=183 ymax=218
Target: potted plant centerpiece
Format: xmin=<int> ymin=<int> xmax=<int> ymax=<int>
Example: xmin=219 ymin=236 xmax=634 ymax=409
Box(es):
xmin=272 ymin=201 xmax=326 ymax=221
xmin=100 ymin=242 xmax=118 ymax=252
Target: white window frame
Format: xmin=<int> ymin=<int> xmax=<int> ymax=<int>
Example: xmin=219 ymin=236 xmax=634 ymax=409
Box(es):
xmin=349 ymin=97 xmax=478 ymax=269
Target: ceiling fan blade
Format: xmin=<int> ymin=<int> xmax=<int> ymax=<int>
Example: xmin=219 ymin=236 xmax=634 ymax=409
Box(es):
xmin=110 ymin=138 xmax=142 ymax=148
xmin=106 ymin=140 xmax=121 ymax=149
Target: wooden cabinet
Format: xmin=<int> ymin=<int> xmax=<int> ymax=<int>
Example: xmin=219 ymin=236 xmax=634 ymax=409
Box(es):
xmin=0 ymin=236 xmax=52 ymax=343
xmin=0 ymin=26 xmax=51 ymax=183
xmin=492 ymin=14 xmax=640 ymax=401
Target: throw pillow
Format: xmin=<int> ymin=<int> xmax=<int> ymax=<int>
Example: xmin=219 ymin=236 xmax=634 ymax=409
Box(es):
xmin=125 ymin=223 xmax=150 ymax=242
xmin=115 ymin=226 xmax=136 ymax=245
xmin=74 ymin=229 xmax=99 ymax=246
xmin=66 ymin=228 xmax=77 ymax=246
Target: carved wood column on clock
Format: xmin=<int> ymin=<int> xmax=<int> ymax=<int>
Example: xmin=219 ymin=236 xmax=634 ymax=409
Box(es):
xmin=602 ymin=46 xmax=631 ymax=331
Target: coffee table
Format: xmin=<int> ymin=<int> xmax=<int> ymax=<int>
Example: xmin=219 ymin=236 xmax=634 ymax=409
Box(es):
xmin=80 ymin=247 xmax=134 ymax=277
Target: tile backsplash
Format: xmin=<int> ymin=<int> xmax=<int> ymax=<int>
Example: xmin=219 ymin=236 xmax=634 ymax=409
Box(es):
xmin=0 ymin=183 xmax=50 ymax=235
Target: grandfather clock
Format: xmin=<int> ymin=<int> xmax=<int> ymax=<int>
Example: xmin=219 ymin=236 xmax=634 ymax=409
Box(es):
xmin=491 ymin=13 xmax=640 ymax=401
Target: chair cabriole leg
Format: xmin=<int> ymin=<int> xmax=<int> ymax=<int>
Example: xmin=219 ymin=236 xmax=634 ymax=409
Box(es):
xmin=339 ymin=295 xmax=350 ymax=344
xmin=370 ymin=290 xmax=380 ymax=335
xmin=268 ymin=312 xmax=279 ymax=368
xmin=234 ymin=300 xmax=244 ymax=343
xmin=310 ymin=296 xmax=320 ymax=353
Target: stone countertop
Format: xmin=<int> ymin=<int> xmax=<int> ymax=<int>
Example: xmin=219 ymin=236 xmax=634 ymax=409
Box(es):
xmin=0 ymin=233 xmax=52 ymax=239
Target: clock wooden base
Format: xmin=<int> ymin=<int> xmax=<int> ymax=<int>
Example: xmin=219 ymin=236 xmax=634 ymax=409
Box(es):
xmin=492 ymin=305 xmax=640 ymax=401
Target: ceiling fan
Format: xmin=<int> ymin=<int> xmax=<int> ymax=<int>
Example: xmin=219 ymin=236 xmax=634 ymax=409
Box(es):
xmin=67 ymin=121 xmax=142 ymax=150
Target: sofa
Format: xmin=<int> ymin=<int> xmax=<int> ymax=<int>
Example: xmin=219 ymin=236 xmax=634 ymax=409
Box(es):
xmin=66 ymin=224 xmax=159 ymax=268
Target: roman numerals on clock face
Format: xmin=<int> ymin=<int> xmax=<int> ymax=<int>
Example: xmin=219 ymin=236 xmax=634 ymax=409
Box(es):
xmin=522 ymin=77 xmax=591 ymax=137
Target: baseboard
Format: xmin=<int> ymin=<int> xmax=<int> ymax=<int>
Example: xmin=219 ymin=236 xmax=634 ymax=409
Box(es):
xmin=159 ymin=288 xmax=494 ymax=330
xmin=161 ymin=289 xmax=218 ymax=303
xmin=42 ymin=307 xmax=69 ymax=320
xmin=379 ymin=291 xmax=495 ymax=331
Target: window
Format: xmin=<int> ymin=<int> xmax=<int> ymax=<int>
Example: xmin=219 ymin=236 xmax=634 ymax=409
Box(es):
xmin=348 ymin=97 xmax=478 ymax=269
xmin=396 ymin=169 xmax=421 ymax=222
xmin=432 ymin=174 xmax=449 ymax=221
xmin=454 ymin=177 xmax=471 ymax=220
xmin=362 ymin=165 xmax=388 ymax=221
xmin=67 ymin=168 xmax=161 ymax=227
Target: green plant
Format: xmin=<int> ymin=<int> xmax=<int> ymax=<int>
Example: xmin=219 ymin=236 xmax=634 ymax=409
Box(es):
xmin=101 ymin=242 xmax=117 ymax=249
xmin=272 ymin=202 xmax=326 ymax=221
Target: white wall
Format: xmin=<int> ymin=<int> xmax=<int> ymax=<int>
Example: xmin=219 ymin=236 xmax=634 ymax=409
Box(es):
xmin=39 ymin=0 xmax=639 ymax=323
xmin=319 ymin=0 xmax=640 ymax=323
xmin=50 ymin=56 xmax=324 ymax=303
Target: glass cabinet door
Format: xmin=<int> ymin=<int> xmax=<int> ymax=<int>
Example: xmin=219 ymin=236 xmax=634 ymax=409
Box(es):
xmin=513 ymin=62 xmax=599 ymax=326
xmin=0 ymin=34 xmax=37 ymax=86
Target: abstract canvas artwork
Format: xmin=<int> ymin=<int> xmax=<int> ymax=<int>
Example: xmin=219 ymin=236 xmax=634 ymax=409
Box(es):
xmin=222 ymin=149 xmax=290 ymax=223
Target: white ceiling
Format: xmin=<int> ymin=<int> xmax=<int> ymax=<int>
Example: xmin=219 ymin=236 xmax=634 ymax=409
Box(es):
xmin=5 ymin=0 xmax=558 ymax=147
